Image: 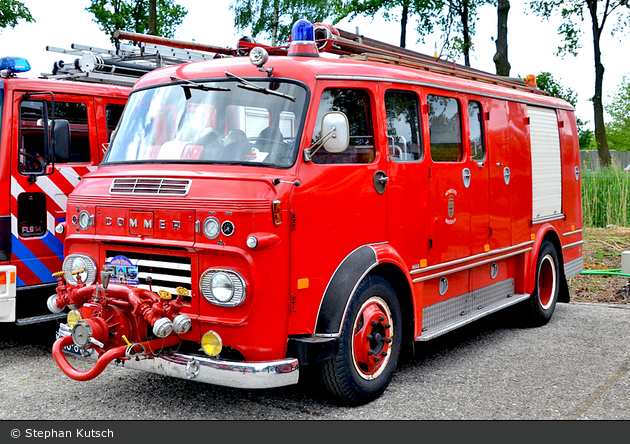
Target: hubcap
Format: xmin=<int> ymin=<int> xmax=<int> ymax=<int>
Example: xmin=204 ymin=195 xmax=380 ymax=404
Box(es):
xmin=351 ymin=297 xmax=393 ymax=380
xmin=538 ymin=254 xmax=557 ymax=309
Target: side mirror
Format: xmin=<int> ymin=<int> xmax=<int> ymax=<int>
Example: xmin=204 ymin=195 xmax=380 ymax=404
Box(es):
xmin=321 ymin=111 xmax=349 ymax=153
xmin=52 ymin=119 xmax=71 ymax=162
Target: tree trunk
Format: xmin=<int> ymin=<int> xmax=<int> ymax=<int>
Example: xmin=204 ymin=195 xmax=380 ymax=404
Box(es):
xmin=272 ymin=0 xmax=279 ymax=46
xmin=588 ymin=0 xmax=611 ymax=167
xmin=461 ymin=0 xmax=471 ymax=66
xmin=148 ymin=0 xmax=157 ymax=35
xmin=493 ymin=0 xmax=510 ymax=76
xmin=400 ymin=2 xmax=409 ymax=48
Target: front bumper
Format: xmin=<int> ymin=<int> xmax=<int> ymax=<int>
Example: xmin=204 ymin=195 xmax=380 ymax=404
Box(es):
xmin=56 ymin=324 xmax=299 ymax=389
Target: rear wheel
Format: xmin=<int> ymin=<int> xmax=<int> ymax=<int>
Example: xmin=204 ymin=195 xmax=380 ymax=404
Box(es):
xmin=320 ymin=274 xmax=402 ymax=405
xmin=526 ymin=240 xmax=560 ymax=326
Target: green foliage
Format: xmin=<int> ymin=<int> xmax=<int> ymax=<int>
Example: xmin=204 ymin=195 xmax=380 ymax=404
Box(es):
xmin=86 ymin=0 xmax=187 ymax=44
xmin=606 ymin=74 xmax=630 ymax=152
xmin=230 ymin=0 xmax=339 ymax=47
xmin=582 ymin=166 xmax=630 ymax=227
xmin=0 ymin=0 xmax=34 ymax=29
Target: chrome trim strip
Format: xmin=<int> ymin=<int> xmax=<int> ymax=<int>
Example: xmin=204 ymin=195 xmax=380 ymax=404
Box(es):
xmin=532 ymin=214 xmax=565 ymax=225
xmin=412 ymin=247 xmax=533 ymax=283
xmin=410 ymin=240 xmax=534 ymax=275
xmin=314 ymin=75 xmax=575 ymax=111
xmin=562 ymin=229 xmax=583 ymax=237
xmin=563 ymin=240 xmax=584 ymax=250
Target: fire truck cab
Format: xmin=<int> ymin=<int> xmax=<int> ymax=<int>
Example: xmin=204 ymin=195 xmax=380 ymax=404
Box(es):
xmin=0 ymin=56 xmax=129 ymax=325
xmin=49 ymin=21 xmax=583 ymax=405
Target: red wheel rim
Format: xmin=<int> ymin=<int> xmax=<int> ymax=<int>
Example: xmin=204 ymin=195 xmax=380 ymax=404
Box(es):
xmin=538 ymin=254 xmax=557 ymax=309
xmin=351 ymin=297 xmax=393 ymax=380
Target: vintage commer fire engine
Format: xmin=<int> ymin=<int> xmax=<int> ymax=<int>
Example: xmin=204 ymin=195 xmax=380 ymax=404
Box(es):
xmin=48 ymin=19 xmax=583 ymax=405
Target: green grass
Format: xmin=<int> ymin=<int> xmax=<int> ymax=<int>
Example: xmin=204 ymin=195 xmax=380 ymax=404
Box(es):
xmin=582 ymin=166 xmax=630 ymax=228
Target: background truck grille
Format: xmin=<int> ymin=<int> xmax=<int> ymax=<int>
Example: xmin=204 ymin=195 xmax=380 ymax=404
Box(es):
xmin=109 ymin=178 xmax=192 ymax=196
xmin=106 ymin=250 xmax=192 ymax=303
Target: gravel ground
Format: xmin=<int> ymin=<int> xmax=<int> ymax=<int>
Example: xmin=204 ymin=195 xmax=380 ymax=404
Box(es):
xmin=1 ymin=301 xmax=629 ymax=421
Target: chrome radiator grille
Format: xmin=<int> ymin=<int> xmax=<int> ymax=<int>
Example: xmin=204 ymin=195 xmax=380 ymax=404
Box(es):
xmin=106 ymin=250 xmax=192 ymax=302
xmin=109 ymin=178 xmax=192 ymax=196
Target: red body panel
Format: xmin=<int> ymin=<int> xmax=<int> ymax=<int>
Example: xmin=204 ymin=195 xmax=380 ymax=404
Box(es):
xmin=59 ymin=54 xmax=582 ymax=361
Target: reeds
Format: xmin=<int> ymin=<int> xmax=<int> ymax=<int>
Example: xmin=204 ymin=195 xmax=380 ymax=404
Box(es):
xmin=582 ymin=165 xmax=630 ymax=227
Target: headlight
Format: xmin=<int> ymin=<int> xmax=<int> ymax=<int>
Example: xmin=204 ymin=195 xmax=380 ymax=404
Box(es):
xmin=200 ymin=269 xmax=246 ymax=306
xmin=62 ymin=254 xmax=97 ymax=286
xmin=78 ymin=210 xmax=93 ymax=231
xmin=202 ymin=217 xmax=220 ymax=240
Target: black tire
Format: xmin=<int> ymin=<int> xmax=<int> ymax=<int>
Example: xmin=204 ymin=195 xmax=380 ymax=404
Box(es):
xmin=526 ymin=240 xmax=560 ymax=326
xmin=320 ymin=274 xmax=402 ymax=406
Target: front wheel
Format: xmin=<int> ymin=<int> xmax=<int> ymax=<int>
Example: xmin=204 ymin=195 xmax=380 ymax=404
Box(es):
xmin=526 ymin=240 xmax=560 ymax=326
xmin=320 ymin=274 xmax=402 ymax=406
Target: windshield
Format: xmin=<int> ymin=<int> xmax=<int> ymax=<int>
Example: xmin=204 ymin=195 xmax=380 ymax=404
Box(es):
xmin=104 ymin=79 xmax=308 ymax=168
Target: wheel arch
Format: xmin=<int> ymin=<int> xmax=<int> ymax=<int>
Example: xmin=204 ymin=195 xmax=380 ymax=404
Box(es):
xmin=529 ymin=226 xmax=569 ymax=303
xmin=315 ymin=245 xmax=415 ymax=337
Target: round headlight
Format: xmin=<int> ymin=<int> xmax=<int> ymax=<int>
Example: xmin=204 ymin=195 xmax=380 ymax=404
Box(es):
xmin=62 ymin=254 xmax=97 ymax=286
xmin=211 ymin=272 xmax=234 ymax=302
xmin=203 ymin=217 xmax=220 ymax=240
xmin=78 ymin=210 xmax=92 ymax=230
xmin=200 ymin=269 xmax=247 ymax=306
xmin=246 ymin=236 xmax=258 ymax=249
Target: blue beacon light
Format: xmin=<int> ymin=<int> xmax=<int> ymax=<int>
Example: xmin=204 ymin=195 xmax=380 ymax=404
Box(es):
xmin=288 ymin=19 xmax=319 ymax=57
xmin=0 ymin=56 xmax=31 ymax=76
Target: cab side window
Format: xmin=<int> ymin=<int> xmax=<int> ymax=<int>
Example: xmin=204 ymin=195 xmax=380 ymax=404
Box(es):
xmin=312 ymin=88 xmax=374 ymax=164
xmin=385 ymin=90 xmax=423 ymax=162
xmin=52 ymin=102 xmax=90 ymax=163
xmin=428 ymin=95 xmax=462 ymax=162
xmin=468 ymin=101 xmax=486 ymax=162
xmin=19 ymin=99 xmax=92 ymax=172
xmin=106 ymin=104 xmax=125 ymax=141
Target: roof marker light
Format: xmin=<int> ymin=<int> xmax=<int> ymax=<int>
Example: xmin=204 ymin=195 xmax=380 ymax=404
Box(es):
xmin=288 ymin=19 xmax=319 ymax=58
xmin=0 ymin=56 xmax=31 ymax=77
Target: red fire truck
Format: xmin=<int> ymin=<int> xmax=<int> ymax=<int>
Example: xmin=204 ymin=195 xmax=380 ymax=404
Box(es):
xmin=48 ymin=20 xmax=583 ymax=405
xmin=1 ymin=42 xmax=212 ymax=325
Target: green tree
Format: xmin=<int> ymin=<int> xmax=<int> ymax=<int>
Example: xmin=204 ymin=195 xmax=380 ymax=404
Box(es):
xmin=606 ymin=75 xmax=630 ymax=152
xmin=535 ymin=71 xmax=593 ymax=150
xmin=331 ymin=0 xmax=436 ymax=49
xmin=86 ymin=0 xmax=187 ymax=45
xmin=529 ymin=0 xmax=630 ymax=167
xmin=230 ymin=0 xmax=338 ymax=47
xmin=0 ymin=0 xmax=34 ymax=30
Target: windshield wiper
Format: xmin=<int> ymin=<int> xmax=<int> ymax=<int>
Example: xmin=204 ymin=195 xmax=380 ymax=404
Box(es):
xmin=225 ymin=71 xmax=296 ymax=102
xmin=170 ymin=76 xmax=230 ymax=99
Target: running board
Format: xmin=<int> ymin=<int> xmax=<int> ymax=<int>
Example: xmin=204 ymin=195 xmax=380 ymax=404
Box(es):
xmin=16 ymin=312 xmax=67 ymax=326
xmin=418 ymin=279 xmax=530 ymax=341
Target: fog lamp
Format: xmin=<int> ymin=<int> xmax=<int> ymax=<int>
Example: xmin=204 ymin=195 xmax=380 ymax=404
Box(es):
xmin=201 ymin=330 xmax=223 ymax=357
xmin=67 ymin=310 xmax=83 ymax=329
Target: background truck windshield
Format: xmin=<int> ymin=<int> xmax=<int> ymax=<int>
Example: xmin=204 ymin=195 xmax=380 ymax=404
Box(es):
xmin=104 ymin=79 xmax=308 ymax=168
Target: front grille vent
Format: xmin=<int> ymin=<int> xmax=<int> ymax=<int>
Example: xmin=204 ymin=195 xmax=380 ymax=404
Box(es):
xmin=109 ymin=178 xmax=192 ymax=196
xmin=106 ymin=250 xmax=192 ymax=303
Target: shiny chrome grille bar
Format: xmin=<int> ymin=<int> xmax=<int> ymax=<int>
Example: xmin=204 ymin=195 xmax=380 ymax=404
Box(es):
xmin=109 ymin=178 xmax=192 ymax=196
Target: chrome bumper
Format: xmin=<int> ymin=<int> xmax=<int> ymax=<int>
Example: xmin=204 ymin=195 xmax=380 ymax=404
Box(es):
xmin=117 ymin=351 xmax=299 ymax=389
xmin=56 ymin=325 xmax=299 ymax=389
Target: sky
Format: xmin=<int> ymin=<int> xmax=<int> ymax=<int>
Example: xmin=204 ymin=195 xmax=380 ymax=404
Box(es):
xmin=1 ymin=0 xmax=628 ymax=130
